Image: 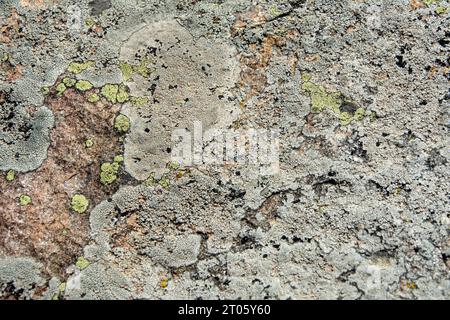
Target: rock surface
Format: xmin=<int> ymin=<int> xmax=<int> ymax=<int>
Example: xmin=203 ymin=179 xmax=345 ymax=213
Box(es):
xmin=0 ymin=0 xmax=449 ymax=300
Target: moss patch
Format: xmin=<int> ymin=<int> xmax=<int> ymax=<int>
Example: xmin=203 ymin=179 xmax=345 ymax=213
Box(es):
xmin=71 ymin=194 xmax=89 ymax=213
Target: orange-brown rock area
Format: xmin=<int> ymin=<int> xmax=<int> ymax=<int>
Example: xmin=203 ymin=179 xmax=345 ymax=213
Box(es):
xmin=0 ymin=85 xmax=123 ymax=277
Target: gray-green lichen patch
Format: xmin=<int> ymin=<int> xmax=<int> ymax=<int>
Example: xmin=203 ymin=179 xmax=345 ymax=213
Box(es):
xmin=0 ymin=97 xmax=54 ymax=173
xmin=0 ymin=257 xmax=45 ymax=299
xmin=120 ymin=19 xmax=240 ymax=180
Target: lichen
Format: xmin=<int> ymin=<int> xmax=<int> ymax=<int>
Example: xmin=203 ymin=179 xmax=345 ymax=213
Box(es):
xmin=114 ymin=114 xmax=130 ymax=133
xmin=134 ymin=58 xmax=155 ymax=78
xmin=75 ymin=80 xmax=93 ymax=91
xmin=71 ymin=194 xmax=89 ymax=213
xmin=167 ymin=162 xmax=180 ymax=171
xmin=301 ymin=73 xmax=342 ymax=113
xmin=119 ymin=61 xmax=134 ymax=81
xmin=85 ymin=18 xmax=95 ymax=28
xmin=1 ymin=52 xmax=9 ymax=62
xmin=159 ymin=176 xmax=170 ymax=189
xmin=67 ymin=61 xmax=95 ymax=74
xmin=41 ymin=86 xmax=50 ymax=96
xmin=88 ymin=93 xmax=100 ymax=103
xmin=85 ymin=139 xmax=94 ymax=148
xmin=120 ymin=58 xmax=155 ymax=81
xmin=436 ymin=6 xmax=448 ymax=14
xmin=339 ymin=112 xmax=352 ymax=126
xmin=301 ymin=73 xmax=370 ymax=126
xmin=117 ymin=84 xmax=129 ymax=103
xmin=19 ymin=194 xmax=32 ymax=206
xmin=63 ymin=77 xmax=76 ymax=87
xmin=130 ymin=96 xmax=149 ymax=106
xmin=56 ymin=83 xmax=67 ymax=96
xmin=114 ymin=155 xmax=124 ymax=163
xmin=101 ymin=84 xmax=119 ymax=103
xmin=6 ymin=169 xmax=15 ymax=181
xmin=75 ymin=257 xmax=90 ymax=270
xmin=160 ymin=279 xmax=169 ymax=288
xmin=100 ymin=156 xmax=123 ymax=185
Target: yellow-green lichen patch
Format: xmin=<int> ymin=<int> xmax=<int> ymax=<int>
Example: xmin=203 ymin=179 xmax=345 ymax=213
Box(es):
xmin=160 ymin=279 xmax=169 ymax=288
xmin=144 ymin=172 xmax=171 ymax=189
xmin=114 ymin=114 xmax=130 ymax=133
xmin=134 ymin=58 xmax=155 ymax=78
xmin=167 ymin=162 xmax=180 ymax=171
xmin=58 ymin=282 xmax=66 ymax=293
xmin=6 ymin=170 xmax=15 ymax=181
xmin=301 ymin=73 xmax=371 ymax=126
xmin=75 ymin=80 xmax=93 ymax=91
xmin=56 ymin=83 xmax=67 ymax=96
xmin=119 ymin=61 xmax=134 ymax=81
xmin=436 ymin=6 xmax=448 ymax=14
xmin=301 ymin=73 xmax=342 ymax=113
xmin=100 ymin=156 xmax=123 ymax=185
xmin=354 ymin=108 xmax=366 ymax=121
xmin=85 ymin=18 xmax=95 ymax=28
xmin=19 ymin=194 xmax=32 ymax=206
xmin=114 ymin=155 xmax=124 ymax=163
xmin=1 ymin=52 xmax=9 ymax=62
xmin=159 ymin=176 xmax=170 ymax=189
xmin=63 ymin=77 xmax=76 ymax=87
xmin=71 ymin=194 xmax=89 ymax=213
xmin=130 ymin=96 xmax=149 ymax=106
xmin=117 ymin=84 xmax=130 ymax=103
xmin=101 ymin=84 xmax=119 ymax=103
xmin=88 ymin=93 xmax=100 ymax=103
xmin=67 ymin=61 xmax=95 ymax=74
xmin=75 ymin=256 xmax=90 ymax=270
xmin=339 ymin=112 xmax=352 ymax=126
xmin=85 ymin=139 xmax=94 ymax=148
xmin=119 ymin=58 xmax=155 ymax=81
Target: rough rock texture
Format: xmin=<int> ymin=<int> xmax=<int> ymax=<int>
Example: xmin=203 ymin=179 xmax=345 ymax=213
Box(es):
xmin=0 ymin=0 xmax=449 ymax=300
